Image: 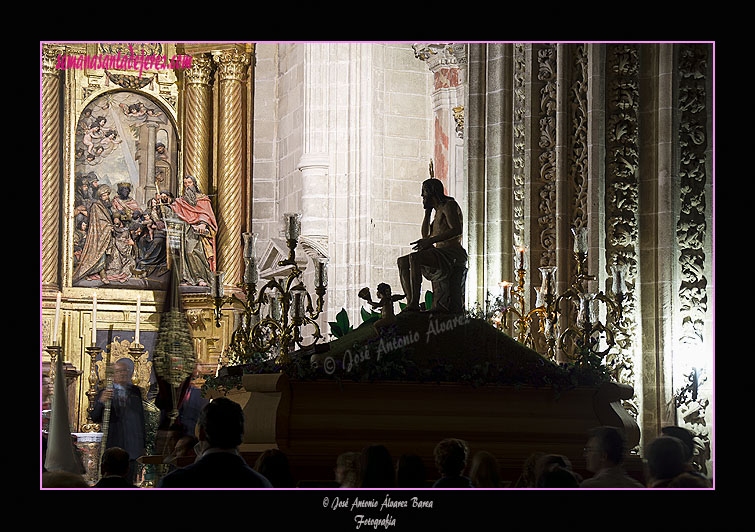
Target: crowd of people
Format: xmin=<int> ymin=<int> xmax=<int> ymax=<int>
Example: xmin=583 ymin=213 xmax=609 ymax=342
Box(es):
xmin=42 ymin=394 xmax=712 ymax=489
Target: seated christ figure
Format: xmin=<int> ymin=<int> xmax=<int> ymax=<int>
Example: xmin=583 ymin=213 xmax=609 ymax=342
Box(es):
xmin=397 ymin=178 xmax=467 ymax=314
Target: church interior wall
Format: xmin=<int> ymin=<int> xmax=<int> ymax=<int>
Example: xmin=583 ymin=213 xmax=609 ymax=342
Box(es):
xmin=251 ymin=42 xmax=280 ymax=256
xmin=40 ymin=41 xmax=714 ymax=481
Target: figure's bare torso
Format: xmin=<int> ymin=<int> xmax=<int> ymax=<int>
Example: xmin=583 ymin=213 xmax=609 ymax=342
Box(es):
xmin=430 ymin=199 xmax=463 ymax=249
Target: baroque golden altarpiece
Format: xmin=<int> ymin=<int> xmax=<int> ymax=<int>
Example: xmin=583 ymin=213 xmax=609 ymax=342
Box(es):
xmin=41 ymin=42 xmax=258 ymax=431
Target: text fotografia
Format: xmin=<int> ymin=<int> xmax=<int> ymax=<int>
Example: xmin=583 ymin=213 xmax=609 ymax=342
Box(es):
xmin=55 ymin=46 xmax=192 ymax=78
xmin=323 ymin=494 xmax=434 ymax=529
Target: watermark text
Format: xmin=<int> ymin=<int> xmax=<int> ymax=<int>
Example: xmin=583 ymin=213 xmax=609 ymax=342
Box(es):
xmin=55 ymin=45 xmax=192 ymax=78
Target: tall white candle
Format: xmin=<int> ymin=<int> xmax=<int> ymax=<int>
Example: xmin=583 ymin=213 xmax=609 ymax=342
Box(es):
xmin=498 ymin=282 xmax=512 ymax=307
xmin=135 ymin=294 xmax=141 ymax=346
xmin=53 ymin=291 xmax=61 ymax=346
xmin=91 ymin=292 xmax=97 ymax=345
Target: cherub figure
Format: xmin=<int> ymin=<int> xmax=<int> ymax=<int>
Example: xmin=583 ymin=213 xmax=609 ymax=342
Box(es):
xmin=100 ymin=129 xmax=122 ymax=148
xmin=359 ymin=283 xmax=405 ymax=328
xmin=82 ymin=124 xmax=104 ymax=154
xmin=121 ymin=102 xmax=147 ymax=118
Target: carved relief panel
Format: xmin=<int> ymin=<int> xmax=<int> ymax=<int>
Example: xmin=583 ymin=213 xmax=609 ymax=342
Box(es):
xmin=72 ymin=90 xmax=178 ymax=290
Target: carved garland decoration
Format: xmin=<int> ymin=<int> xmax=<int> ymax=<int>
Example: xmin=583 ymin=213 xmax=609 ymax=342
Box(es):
xmin=537 ymin=45 xmax=557 ymax=267
xmin=569 ymin=45 xmax=589 ymax=231
xmin=605 ymin=44 xmax=640 ymax=420
xmin=512 ymin=43 xmax=526 ymax=248
xmin=104 ymin=70 xmax=154 ymax=89
xmin=675 ymin=43 xmax=710 ymax=476
xmin=677 ymin=44 xmax=709 ymax=347
xmin=452 ymin=105 xmax=464 ymax=138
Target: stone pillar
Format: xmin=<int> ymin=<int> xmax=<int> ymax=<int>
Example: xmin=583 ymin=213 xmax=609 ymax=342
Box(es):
xmin=465 ymin=43 xmax=513 ymax=306
xmin=299 ymin=44 xmax=331 ymax=246
xmin=604 ymin=43 xmax=641 ymax=422
xmin=298 ymin=153 xmax=330 ymax=243
xmin=183 ymin=53 xmax=215 ymax=195
xmin=638 ymin=43 xmax=677 ymax=447
xmin=413 ymin=43 xmax=467 ymax=201
xmin=466 ymin=44 xmax=486 ymax=306
xmin=213 ymin=49 xmax=251 ymax=287
xmin=42 ymin=44 xmax=63 ymax=291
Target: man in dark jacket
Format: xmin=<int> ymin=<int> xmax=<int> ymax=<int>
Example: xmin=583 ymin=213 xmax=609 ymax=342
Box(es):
xmin=94 ymin=447 xmax=136 ymax=488
xmin=157 ymin=397 xmax=272 ymax=488
xmin=91 ymin=359 xmax=145 ymax=484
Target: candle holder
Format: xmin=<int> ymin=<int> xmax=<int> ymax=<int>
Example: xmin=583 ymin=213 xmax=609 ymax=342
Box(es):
xmin=129 ymin=343 xmax=146 ymax=369
xmin=492 ymin=227 xmax=625 ymax=363
xmin=215 ymin=217 xmax=328 ymax=366
xmin=45 ymin=345 xmax=62 ymax=396
xmin=551 ymin=229 xmax=622 ymax=362
xmin=212 ymin=270 xmax=230 ymax=327
xmin=81 ymin=345 xmax=103 ymax=432
xmin=496 ymin=256 xmax=557 ymax=359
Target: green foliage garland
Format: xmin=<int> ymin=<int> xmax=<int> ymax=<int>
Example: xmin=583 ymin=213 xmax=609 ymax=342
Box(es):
xmin=202 ymin=320 xmax=612 ymax=397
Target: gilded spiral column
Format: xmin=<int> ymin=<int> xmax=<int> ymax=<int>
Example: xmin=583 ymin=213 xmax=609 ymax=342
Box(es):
xmin=42 ymin=44 xmax=62 ymax=290
xmin=183 ymin=54 xmax=214 ymax=195
xmin=213 ymin=50 xmax=251 ymax=287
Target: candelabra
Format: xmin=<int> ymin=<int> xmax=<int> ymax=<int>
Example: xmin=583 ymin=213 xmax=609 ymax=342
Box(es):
xmin=552 ymin=229 xmax=625 ymax=361
xmin=495 ymin=227 xmax=626 ymax=363
xmin=494 ymin=246 xmax=558 ymax=358
xmin=81 ymin=344 xmax=103 ymax=432
xmin=213 ymin=213 xmax=329 ymax=365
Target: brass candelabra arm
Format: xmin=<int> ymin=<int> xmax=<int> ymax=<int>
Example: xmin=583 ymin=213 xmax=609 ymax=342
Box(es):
xmin=558 ymin=319 xmax=614 ymax=362
xmin=501 ymin=305 xmax=522 ymax=330
xmin=553 ymin=288 xmax=578 ymax=320
xmin=525 ymin=305 xmax=548 ymax=322
xmin=304 ymin=288 xmax=326 ymax=320
xmin=249 ymin=278 xmax=286 ymax=307
xmin=512 ymin=306 xmax=542 ymax=344
xmin=277 ymin=239 xmax=300 ymax=272
xmin=232 ymin=283 xmax=262 ymax=314
xmin=582 ymin=321 xmax=613 ymax=359
xmin=558 ymin=327 xmax=582 ymax=360
xmin=248 ymin=318 xmax=285 ymax=354
xmin=213 ymin=295 xmax=234 ymax=327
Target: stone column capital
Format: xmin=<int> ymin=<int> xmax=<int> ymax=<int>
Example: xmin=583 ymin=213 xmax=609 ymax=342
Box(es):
xmin=212 ymin=49 xmax=252 ymax=82
xmin=184 ymin=53 xmax=215 ymax=86
xmin=413 ymin=43 xmax=467 ymax=72
xmin=42 ymin=43 xmax=65 ymax=76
